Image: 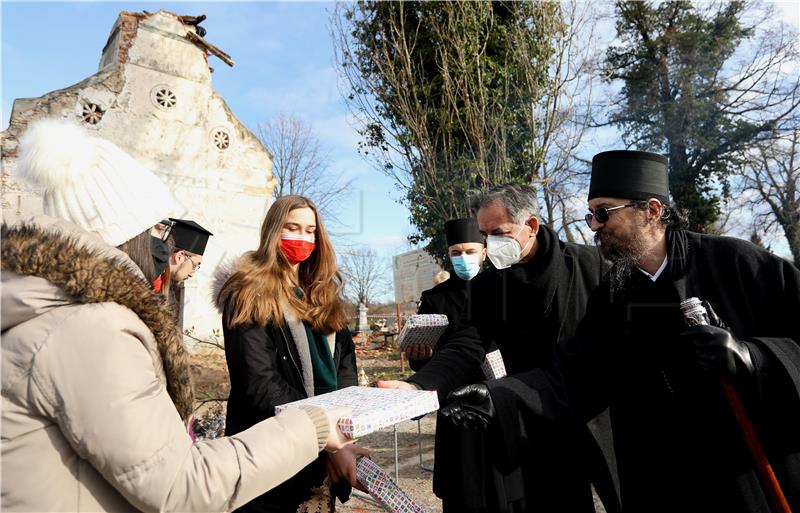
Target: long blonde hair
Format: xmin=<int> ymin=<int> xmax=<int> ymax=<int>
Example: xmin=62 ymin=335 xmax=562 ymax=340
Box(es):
xmin=217 ymin=195 xmax=348 ymax=333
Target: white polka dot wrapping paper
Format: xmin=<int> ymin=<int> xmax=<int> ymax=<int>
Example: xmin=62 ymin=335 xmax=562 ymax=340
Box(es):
xmin=275 ymin=386 xmax=440 ymax=437
xmin=397 ymin=314 xmax=449 ymax=352
xmin=480 ymin=349 xmax=507 ymax=380
xmin=356 ymin=456 xmax=428 ymax=513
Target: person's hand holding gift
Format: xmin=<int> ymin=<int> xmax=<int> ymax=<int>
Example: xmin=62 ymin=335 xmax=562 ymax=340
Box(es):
xmin=406 ymin=343 xmax=434 ymax=361
xmin=325 ymin=444 xmax=370 ymax=492
xmin=376 ymin=380 xmax=418 ymax=390
xmin=319 ymin=406 xmax=356 ymax=452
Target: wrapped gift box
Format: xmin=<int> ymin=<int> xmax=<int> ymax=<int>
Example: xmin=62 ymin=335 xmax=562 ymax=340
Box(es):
xmin=397 ymin=314 xmax=449 ymax=352
xmin=481 ymin=349 xmax=507 ymax=380
xmin=275 ymin=386 xmax=439 ymax=437
xmin=356 ymin=457 xmax=428 ymax=513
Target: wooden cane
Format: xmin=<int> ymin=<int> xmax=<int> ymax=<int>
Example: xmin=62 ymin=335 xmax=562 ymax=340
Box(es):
xmin=720 ymin=379 xmax=792 ymax=513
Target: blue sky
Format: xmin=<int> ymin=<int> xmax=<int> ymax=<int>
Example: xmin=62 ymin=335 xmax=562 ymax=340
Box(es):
xmin=1 ymin=1 xmax=416 ymax=261
xmin=3 ymin=1 xmax=799 ymax=266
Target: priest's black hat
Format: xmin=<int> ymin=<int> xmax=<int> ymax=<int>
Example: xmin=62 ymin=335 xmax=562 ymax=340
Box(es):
xmin=589 ymin=150 xmax=670 ymax=203
xmin=169 ymin=218 xmax=213 ymax=255
xmin=444 ymin=218 xmax=483 ymax=247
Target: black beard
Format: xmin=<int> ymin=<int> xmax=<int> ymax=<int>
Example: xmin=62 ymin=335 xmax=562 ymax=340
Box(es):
xmin=606 ymin=256 xmax=637 ymax=293
xmin=595 ymin=228 xmax=649 ymax=292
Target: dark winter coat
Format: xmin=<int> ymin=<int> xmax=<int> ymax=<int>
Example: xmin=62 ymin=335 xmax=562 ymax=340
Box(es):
xmin=219 ymin=275 xmax=358 ymax=512
xmin=496 ymin=229 xmax=800 ymax=512
xmin=409 ymin=225 xmax=616 ymax=513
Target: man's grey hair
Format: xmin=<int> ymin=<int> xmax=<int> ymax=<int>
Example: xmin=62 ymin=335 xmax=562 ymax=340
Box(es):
xmin=469 ymin=184 xmax=540 ymax=224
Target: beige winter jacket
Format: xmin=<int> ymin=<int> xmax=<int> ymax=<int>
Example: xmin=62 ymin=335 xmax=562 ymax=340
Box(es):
xmin=1 ymin=217 xmax=331 ymax=512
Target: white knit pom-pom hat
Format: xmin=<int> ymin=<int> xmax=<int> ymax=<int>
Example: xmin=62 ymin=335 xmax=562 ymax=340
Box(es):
xmin=17 ymin=118 xmax=175 ymax=246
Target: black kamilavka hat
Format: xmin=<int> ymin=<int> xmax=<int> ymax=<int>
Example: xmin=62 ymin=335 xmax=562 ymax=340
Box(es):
xmin=169 ymin=218 xmax=213 ymax=255
xmin=444 ymin=218 xmax=483 ymax=247
xmin=589 ymin=150 xmax=670 ymax=203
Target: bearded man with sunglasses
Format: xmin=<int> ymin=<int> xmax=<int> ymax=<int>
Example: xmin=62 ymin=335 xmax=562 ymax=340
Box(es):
xmin=446 ymin=150 xmax=800 ymax=512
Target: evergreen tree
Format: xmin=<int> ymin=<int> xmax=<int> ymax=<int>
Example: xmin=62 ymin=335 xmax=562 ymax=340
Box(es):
xmin=335 ymin=1 xmax=561 ymax=261
xmin=606 ymin=1 xmax=799 ymax=232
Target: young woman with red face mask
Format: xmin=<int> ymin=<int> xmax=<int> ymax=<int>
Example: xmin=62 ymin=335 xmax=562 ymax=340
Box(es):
xmin=215 ymin=195 xmax=365 ymax=513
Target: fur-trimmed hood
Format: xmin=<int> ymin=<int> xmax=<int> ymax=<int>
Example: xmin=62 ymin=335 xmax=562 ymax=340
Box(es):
xmin=211 ymin=254 xmax=241 ymax=313
xmin=1 ymin=217 xmax=194 ymax=420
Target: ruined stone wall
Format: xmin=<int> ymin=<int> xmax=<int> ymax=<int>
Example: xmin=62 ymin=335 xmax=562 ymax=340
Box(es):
xmin=0 ymin=10 xmax=275 ymax=346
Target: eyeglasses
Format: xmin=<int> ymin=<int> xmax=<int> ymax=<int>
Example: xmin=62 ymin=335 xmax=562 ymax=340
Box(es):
xmin=183 ymin=252 xmax=201 ymax=271
xmin=584 ymin=204 xmax=636 ymax=228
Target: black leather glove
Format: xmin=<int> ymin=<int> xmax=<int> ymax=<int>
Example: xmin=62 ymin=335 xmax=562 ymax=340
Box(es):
xmin=439 ymin=383 xmax=495 ymax=430
xmin=701 ymin=299 xmax=727 ymax=329
xmin=680 ymin=324 xmax=755 ymax=379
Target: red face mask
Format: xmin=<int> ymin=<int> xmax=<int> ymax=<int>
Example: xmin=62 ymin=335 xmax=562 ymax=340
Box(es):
xmin=280 ymin=234 xmax=316 ymax=264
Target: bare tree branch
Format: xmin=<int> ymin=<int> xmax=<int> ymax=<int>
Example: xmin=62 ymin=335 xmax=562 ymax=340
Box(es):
xmin=339 ymin=246 xmax=392 ymax=307
xmin=734 ymin=126 xmax=800 ymax=266
xmin=256 ymin=113 xmax=354 ymax=224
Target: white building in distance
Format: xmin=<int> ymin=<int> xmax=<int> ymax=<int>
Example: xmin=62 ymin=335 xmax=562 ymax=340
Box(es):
xmin=1 ymin=10 xmax=276 ymax=346
xmin=392 ymin=248 xmax=444 ymax=305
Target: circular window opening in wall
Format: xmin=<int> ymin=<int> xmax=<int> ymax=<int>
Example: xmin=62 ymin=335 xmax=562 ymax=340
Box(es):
xmin=81 ymin=101 xmax=105 ymax=125
xmin=211 ymin=127 xmax=231 ymax=151
xmin=150 ymin=85 xmax=177 ymax=110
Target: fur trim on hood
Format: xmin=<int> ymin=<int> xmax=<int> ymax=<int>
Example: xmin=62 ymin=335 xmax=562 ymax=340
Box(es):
xmin=210 ymin=253 xmax=309 ymax=325
xmin=1 ymin=222 xmax=194 ymax=421
xmin=211 ymin=255 xmax=242 ymax=313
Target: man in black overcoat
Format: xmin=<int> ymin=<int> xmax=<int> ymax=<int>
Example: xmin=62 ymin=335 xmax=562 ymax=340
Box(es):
xmin=407 ymin=217 xmax=507 ymax=512
xmin=446 ymin=151 xmax=800 ymax=512
xmin=380 ymin=185 xmax=618 ymax=513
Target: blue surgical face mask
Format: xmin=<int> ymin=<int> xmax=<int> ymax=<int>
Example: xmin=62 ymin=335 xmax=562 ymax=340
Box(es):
xmin=450 ymin=253 xmax=482 ymax=281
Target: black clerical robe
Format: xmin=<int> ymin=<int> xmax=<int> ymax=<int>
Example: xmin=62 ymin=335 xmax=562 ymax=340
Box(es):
xmin=489 ymin=229 xmax=800 ymax=512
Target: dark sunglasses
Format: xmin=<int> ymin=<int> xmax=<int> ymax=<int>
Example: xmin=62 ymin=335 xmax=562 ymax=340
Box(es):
xmin=584 ymin=203 xmax=636 ymax=228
